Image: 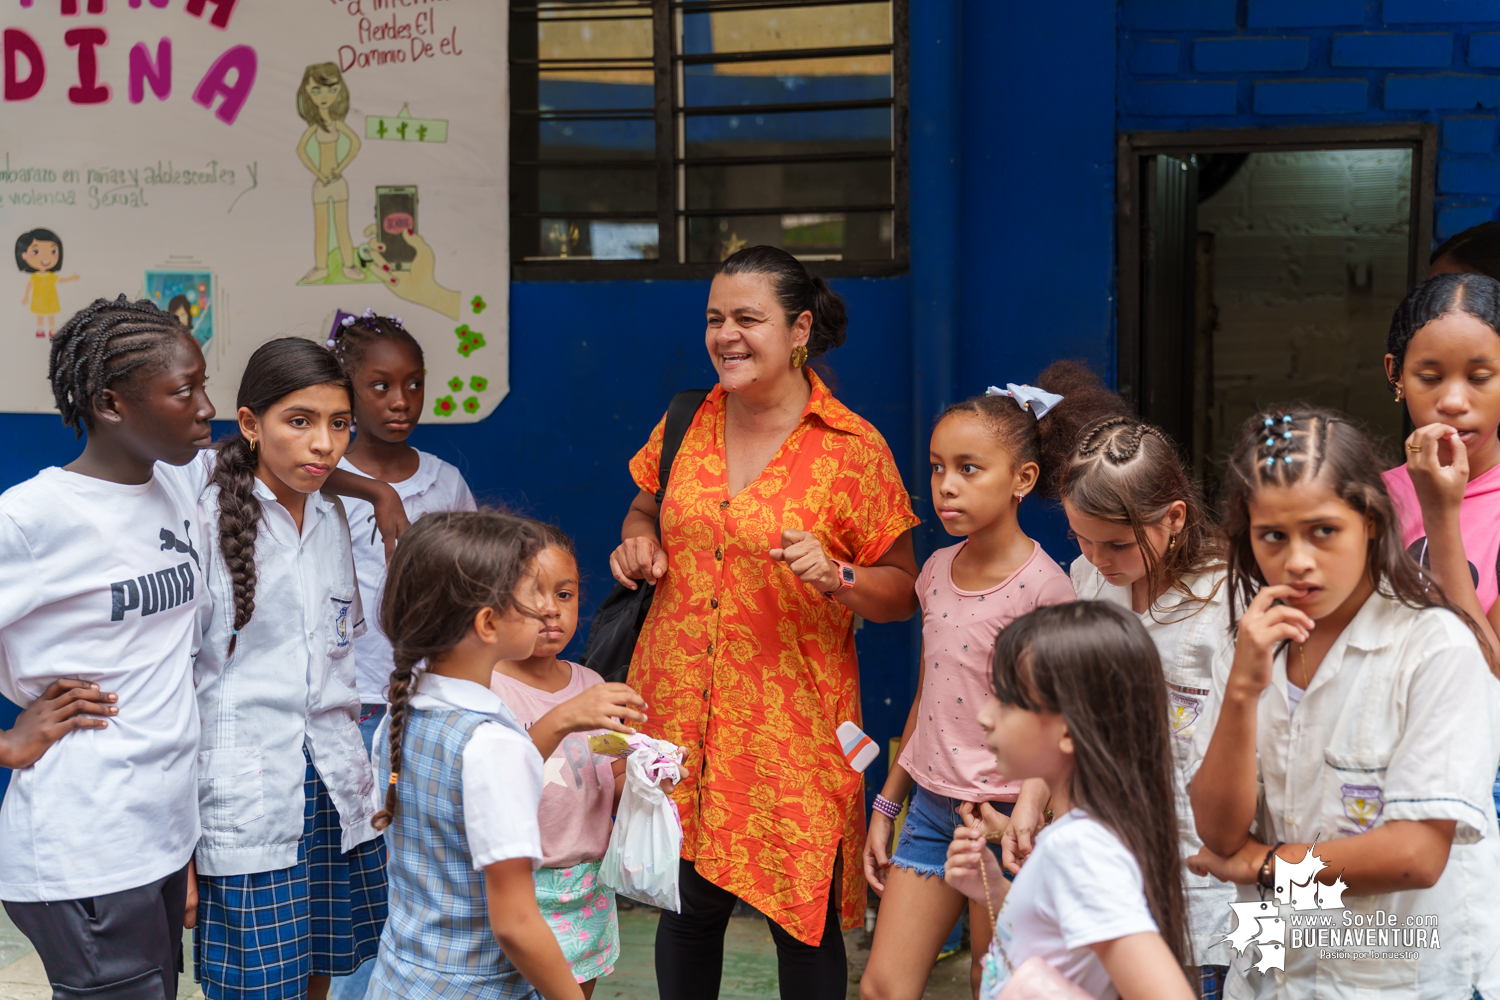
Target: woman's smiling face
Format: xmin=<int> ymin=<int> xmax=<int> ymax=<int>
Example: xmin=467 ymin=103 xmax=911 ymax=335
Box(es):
xmin=704 ymin=272 xmax=810 ymax=397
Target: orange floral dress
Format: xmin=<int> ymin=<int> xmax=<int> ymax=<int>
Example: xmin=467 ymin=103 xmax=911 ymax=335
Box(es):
xmin=627 ymin=371 xmax=919 ymax=945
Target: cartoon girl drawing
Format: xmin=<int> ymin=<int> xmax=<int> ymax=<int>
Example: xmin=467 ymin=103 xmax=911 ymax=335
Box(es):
xmin=16 ymin=229 xmax=79 ymax=337
xmin=295 ymin=63 xmax=365 ymax=284
xmin=166 ymin=294 xmax=194 ymax=331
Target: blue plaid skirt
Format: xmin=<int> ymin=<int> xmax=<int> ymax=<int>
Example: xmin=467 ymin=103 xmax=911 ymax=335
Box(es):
xmin=195 ymin=752 xmax=388 ymax=1000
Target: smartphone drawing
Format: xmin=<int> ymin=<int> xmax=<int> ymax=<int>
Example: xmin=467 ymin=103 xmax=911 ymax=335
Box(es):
xmin=375 ymin=185 xmax=419 ymax=270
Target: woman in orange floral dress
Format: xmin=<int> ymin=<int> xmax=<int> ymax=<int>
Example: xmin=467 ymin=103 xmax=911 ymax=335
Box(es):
xmin=609 ymin=246 xmax=921 ymax=999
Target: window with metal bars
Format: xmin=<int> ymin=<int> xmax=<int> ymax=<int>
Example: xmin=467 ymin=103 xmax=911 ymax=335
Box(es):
xmin=510 ymin=0 xmax=907 ymax=280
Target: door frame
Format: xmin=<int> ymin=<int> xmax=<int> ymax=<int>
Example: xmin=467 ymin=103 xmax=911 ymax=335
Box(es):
xmin=1115 ymin=123 xmax=1438 ymax=410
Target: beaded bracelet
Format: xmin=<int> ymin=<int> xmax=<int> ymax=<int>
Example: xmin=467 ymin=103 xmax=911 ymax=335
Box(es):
xmin=872 ymin=793 xmax=902 ymax=819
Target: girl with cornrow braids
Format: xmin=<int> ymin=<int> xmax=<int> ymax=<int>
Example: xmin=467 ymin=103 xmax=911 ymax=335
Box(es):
xmin=367 ymin=510 xmax=621 ymax=1000
xmin=1027 ymin=361 xmax=1235 ymax=999
xmin=191 ymin=337 xmax=390 ymax=1000
xmin=325 ymin=309 xmax=475 ymax=762
xmin=0 ymin=296 xmax=212 ymax=999
xmin=1190 ymin=405 xmax=1500 ymax=1000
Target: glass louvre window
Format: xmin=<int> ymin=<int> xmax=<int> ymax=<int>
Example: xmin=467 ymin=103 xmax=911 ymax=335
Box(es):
xmin=510 ymin=0 xmax=907 ymax=278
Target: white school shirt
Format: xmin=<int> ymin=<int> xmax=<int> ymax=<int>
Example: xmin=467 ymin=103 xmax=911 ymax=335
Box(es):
xmin=1190 ymin=592 xmax=1500 ymax=999
xmin=0 ymin=460 xmax=209 ymax=901
xmin=194 ymin=477 xmax=379 ymax=876
xmin=335 ymin=453 xmax=475 ymax=704
xmin=981 ymin=810 xmax=1160 ymax=1000
xmin=1071 ymin=558 xmax=1235 ymax=966
xmin=372 ymin=671 xmax=545 ymax=869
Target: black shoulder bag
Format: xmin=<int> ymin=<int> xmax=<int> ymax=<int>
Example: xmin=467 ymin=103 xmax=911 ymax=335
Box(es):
xmin=581 ymin=389 xmax=710 ymax=684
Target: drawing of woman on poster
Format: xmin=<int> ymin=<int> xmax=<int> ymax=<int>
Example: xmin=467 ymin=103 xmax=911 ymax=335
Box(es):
xmin=15 ymin=229 xmax=79 ymax=338
xmin=295 ymin=63 xmax=366 ymax=285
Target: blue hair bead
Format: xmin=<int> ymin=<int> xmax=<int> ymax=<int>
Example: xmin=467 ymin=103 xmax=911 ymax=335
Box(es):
xmin=1264 ymin=417 xmax=1274 ymax=427
xmin=1282 ymin=414 xmax=1293 ymax=424
xmin=1283 ymin=430 xmax=1292 ymax=439
xmin=1284 ymin=455 xmax=1294 ymax=464
xmin=1265 ymin=457 xmax=1275 ymax=468
xmin=1265 ymin=437 xmax=1275 ymax=447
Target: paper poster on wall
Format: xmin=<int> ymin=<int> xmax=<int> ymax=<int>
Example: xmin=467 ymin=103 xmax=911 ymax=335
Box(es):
xmin=0 ymin=0 xmax=508 ymax=421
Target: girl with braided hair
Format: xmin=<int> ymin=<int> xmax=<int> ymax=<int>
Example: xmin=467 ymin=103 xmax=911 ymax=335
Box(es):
xmin=861 ymin=373 xmax=1079 ymax=1000
xmin=1189 ymin=406 xmax=1500 ymax=999
xmin=327 ymin=309 xmax=475 ymax=756
xmin=0 ymin=296 xmax=212 ymax=998
xmin=366 ymin=511 xmax=599 ymax=1000
xmin=191 ymin=337 xmax=388 ymax=1000
xmin=1031 ymin=363 xmax=1237 ymax=997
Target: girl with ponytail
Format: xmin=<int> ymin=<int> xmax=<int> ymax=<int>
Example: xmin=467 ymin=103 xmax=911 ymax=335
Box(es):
xmin=366 ymin=511 xmax=622 ymax=1000
xmin=860 ymin=377 xmax=1078 ymax=1000
xmin=192 ymin=337 xmax=389 ymax=1000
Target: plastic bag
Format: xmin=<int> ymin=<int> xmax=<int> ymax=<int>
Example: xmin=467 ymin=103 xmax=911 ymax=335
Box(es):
xmin=599 ymin=735 xmax=684 ymax=911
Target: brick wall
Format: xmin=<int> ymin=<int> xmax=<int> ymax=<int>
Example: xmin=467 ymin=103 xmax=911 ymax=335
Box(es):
xmin=1119 ymin=0 xmax=1500 ymax=242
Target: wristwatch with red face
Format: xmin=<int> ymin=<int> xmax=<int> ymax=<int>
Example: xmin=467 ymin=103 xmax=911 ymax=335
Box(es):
xmin=824 ymin=560 xmax=856 ymax=599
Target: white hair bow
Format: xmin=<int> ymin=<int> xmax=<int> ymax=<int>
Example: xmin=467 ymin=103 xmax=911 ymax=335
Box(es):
xmin=985 ymin=383 xmax=1064 ymax=419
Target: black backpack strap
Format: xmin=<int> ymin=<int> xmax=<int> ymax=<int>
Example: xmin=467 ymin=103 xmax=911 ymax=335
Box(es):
xmin=656 ymin=389 xmax=710 ymax=505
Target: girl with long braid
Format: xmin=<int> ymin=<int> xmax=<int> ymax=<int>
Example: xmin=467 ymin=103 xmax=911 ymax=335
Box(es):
xmin=1189 ymin=406 xmax=1500 ymax=999
xmin=191 ymin=338 xmax=387 ymax=1000
xmin=0 ymin=296 xmax=212 ymax=999
xmin=367 ymin=511 xmax=638 ymax=1000
xmin=1031 ymin=363 xmax=1238 ymax=999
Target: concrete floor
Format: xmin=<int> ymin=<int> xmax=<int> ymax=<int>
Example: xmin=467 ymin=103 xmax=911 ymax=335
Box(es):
xmin=0 ymin=902 xmax=972 ymax=1000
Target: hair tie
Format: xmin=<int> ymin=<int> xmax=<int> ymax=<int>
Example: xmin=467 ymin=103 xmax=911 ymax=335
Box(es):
xmin=985 ymin=383 xmax=1064 ymax=419
xmin=340 ymin=315 xmax=356 ymax=327
xmin=388 ymin=772 xmax=399 ymax=785
xmin=325 ymin=337 xmax=337 ymax=349
xmin=231 ymin=628 xmax=239 ymax=636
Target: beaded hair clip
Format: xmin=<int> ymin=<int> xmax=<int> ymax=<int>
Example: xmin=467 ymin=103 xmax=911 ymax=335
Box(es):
xmin=326 ymin=308 xmax=406 ymax=349
xmin=1263 ymin=414 xmax=1294 ymax=468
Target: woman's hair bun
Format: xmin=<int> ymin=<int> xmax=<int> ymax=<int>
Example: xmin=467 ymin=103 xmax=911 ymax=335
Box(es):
xmin=718 ymin=245 xmax=848 ymax=359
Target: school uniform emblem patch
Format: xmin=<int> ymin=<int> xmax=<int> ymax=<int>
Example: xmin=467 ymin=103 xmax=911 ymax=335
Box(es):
xmin=333 ymin=602 xmax=350 ymax=647
xmin=1340 ymin=783 xmax=1383 ymax=831
xmin=1166 ymin=682 xmax=1206 ymax=743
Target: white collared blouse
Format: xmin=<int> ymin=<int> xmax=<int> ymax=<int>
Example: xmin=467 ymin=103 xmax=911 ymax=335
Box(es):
xmin=1071 ymin=558 xmax=1236 ymax=967
xmin=194 ymin=476 xmax=378 ymax=877
xmin=1192 ymin=591 xmax=1500 ymax=999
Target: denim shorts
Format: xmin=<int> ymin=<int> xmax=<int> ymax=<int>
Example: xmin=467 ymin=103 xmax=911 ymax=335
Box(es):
xmin=890 ymin=784 xmax=1010 ymax=879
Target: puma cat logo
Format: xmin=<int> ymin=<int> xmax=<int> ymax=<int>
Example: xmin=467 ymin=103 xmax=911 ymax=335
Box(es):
xmin=159 ymin=521 xmax=200 ymax=570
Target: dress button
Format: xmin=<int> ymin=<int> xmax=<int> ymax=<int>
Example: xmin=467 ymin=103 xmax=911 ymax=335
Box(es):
xmin=710 ymin=598 xmax=719 ymax=609
xmin=706 ymin=643 xmax=714 ymax=656
xmin=703 ymin=689 xmax=709 ymax=700
xmin=720 ymin=500 xmax=730 ymax=509
xmin=715 ymin=548 xmax=723 ymax=560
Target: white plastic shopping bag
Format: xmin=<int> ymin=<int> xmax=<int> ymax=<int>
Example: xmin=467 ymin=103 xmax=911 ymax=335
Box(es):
xmin=598 ymin=734 xmax=684 ymax=911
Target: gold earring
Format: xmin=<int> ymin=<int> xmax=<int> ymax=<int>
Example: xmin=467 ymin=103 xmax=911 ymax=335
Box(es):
xmin=248 ymin=438 xmax=257 ymax=453
xmin=790 ymin=345 xmax=808 ymax=369
xmin=1394 ymin=386 xmax=1405 ymax=402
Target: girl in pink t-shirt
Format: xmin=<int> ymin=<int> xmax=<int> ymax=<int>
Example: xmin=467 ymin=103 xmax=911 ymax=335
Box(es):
xmin=860 ymin=368 xmax=1095 ymax=999
xmin=1383 ymin=271 xmax=1500 ymax=657
xmin=490 ymin=524 xmax=647 ymax=995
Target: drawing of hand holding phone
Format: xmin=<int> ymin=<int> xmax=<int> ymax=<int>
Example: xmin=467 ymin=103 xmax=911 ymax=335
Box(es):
xmin=363 ymin=185 xmax=460 ymax=320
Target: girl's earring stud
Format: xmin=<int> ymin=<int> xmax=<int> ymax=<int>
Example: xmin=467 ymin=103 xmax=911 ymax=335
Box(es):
xmin=790 ymin=345 xmax=808 ymax=369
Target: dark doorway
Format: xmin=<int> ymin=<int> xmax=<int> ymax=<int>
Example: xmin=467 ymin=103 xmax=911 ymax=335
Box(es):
xmin=1117 ymin=126 xmax=1436 ymax=491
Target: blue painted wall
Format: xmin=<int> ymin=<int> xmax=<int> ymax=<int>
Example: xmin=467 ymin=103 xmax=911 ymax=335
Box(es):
xmin=1118 ymin=0 xmax=1500 ymax=240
